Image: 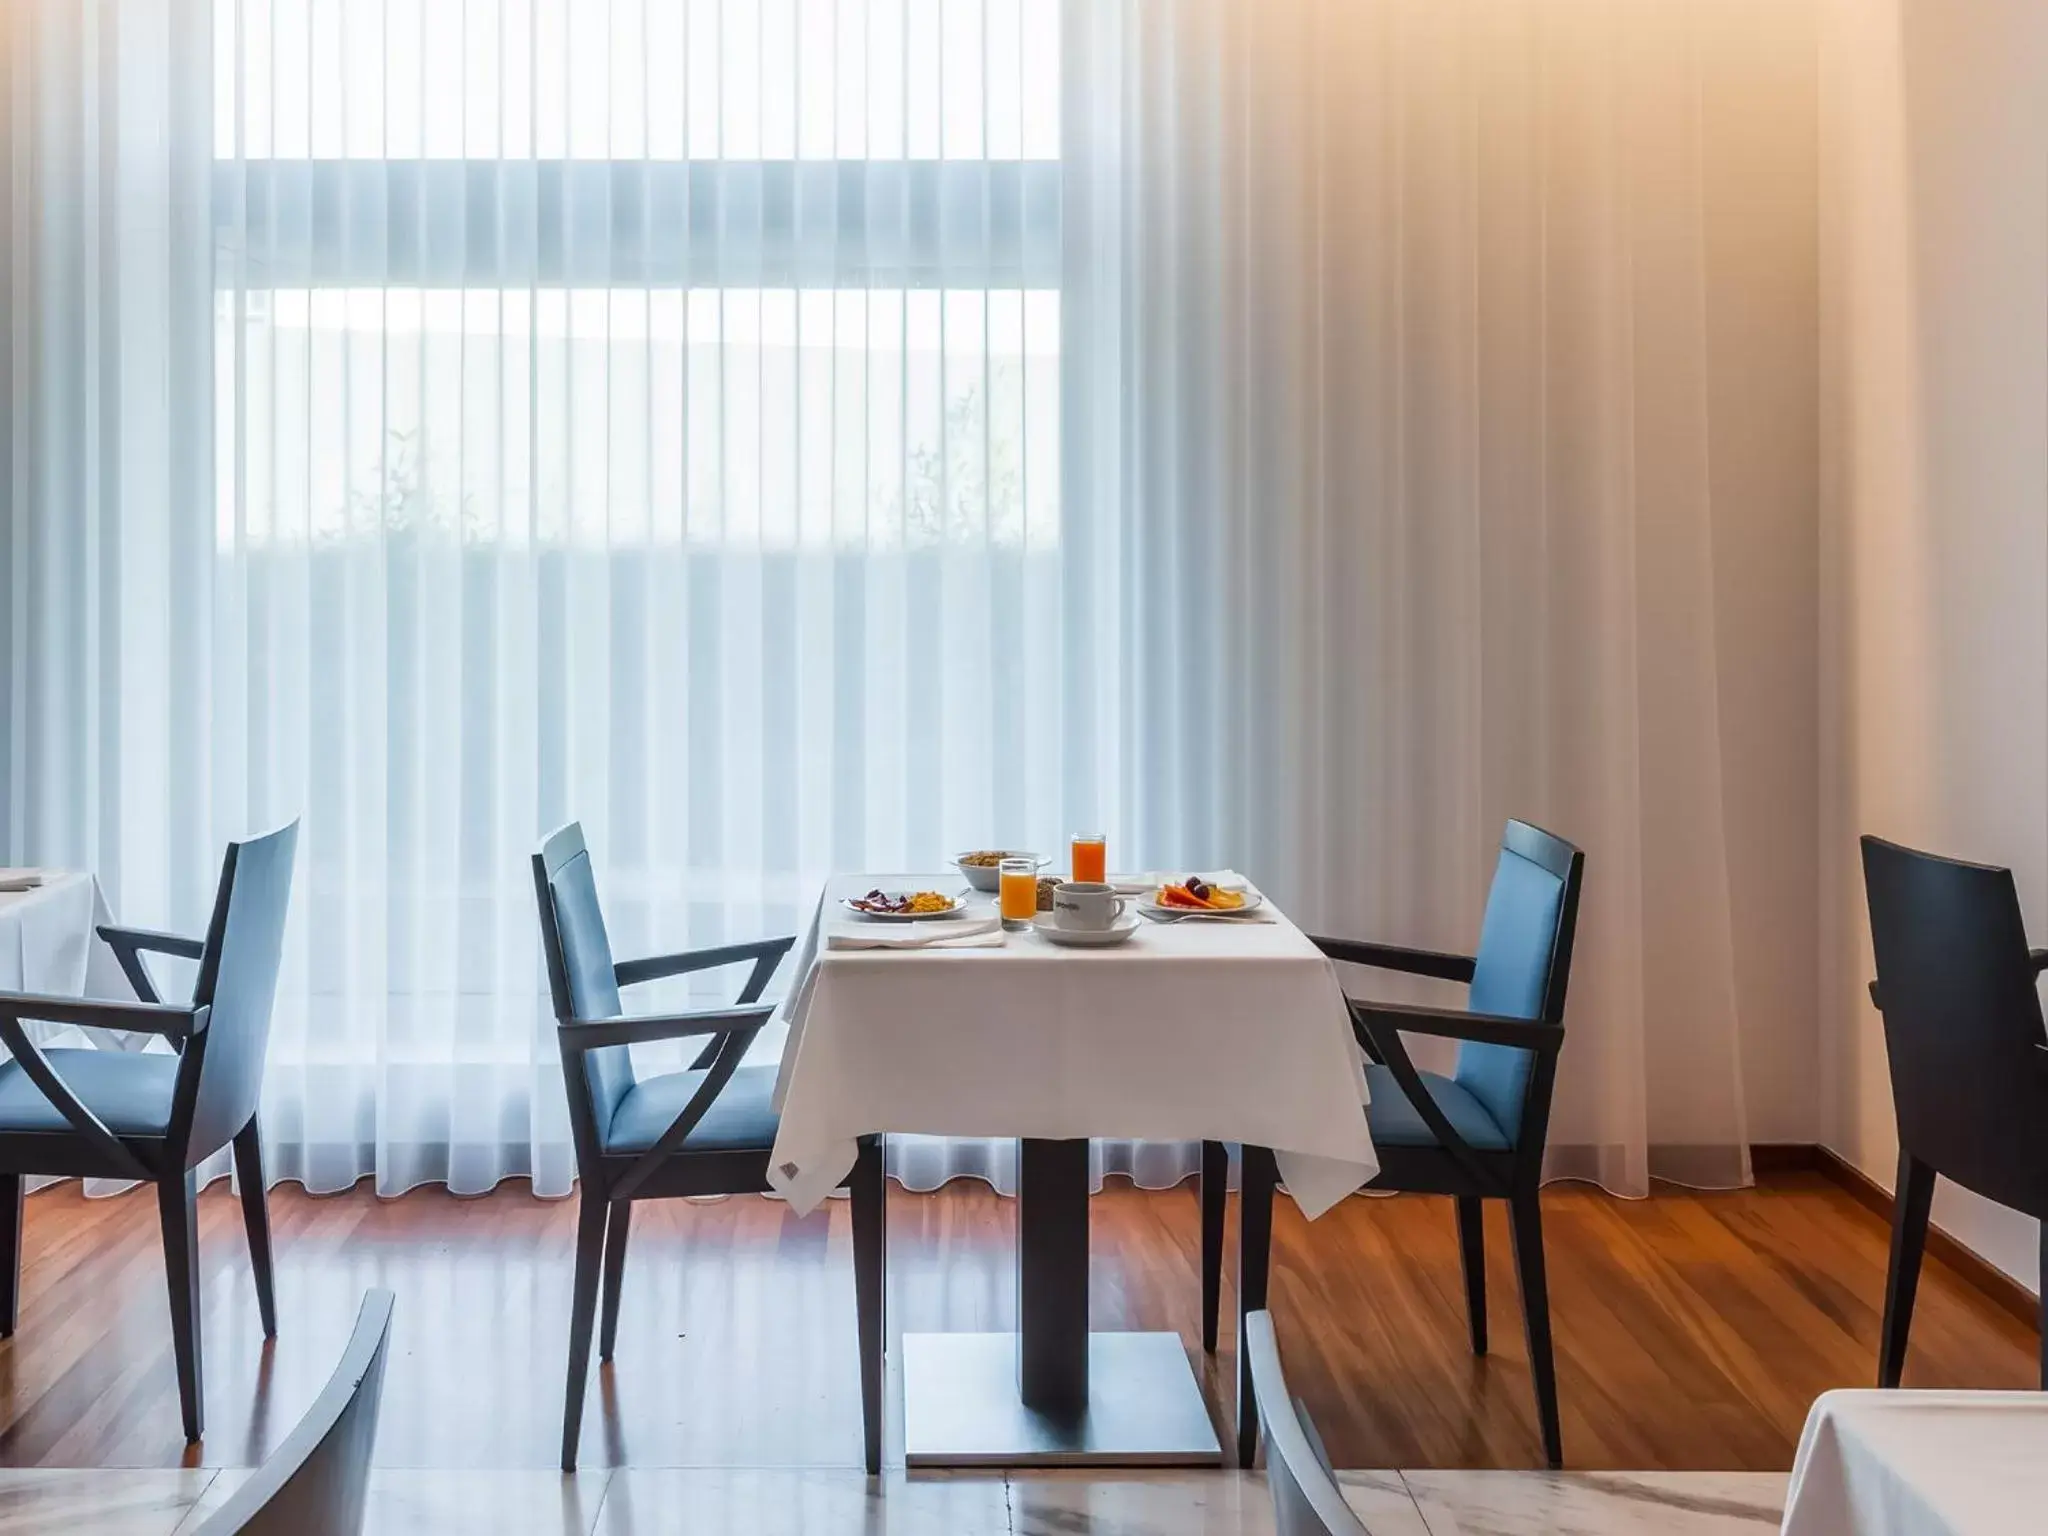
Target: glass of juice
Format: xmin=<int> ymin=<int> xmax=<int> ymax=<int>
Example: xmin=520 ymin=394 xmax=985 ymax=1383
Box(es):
xmin=999 ymin=858 xmax=1039 ymax=931
xmin=1071 ymin=833 xmax=1107 ymax=886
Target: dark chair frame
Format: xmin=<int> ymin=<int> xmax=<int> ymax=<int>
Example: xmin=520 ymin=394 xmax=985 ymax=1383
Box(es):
xmin=532 ymin=824 xmax=886 ymax=1473
xmin=0 ymin=825 xmax=298 ymax=1442
xmin=193 ymin=1289 xmax=394 ymax=1536
xmin=1244 ymin=1309 xmax=1369 ymax=1536
xmin=1205 ymin=821 xmax=1584 ymax=1469
xmin=1861 ymin=834 xmax=2048 ymax=1391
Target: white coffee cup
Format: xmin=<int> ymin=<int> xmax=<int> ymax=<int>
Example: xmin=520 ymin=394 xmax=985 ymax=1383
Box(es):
xmin=1053 ymin=881 xmax=1128 ymax=932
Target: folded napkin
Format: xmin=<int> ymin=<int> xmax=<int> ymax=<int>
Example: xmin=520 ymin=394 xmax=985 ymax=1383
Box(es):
xmin=0 ymin=869 xmax=44 ymax=893
xmin=827 ymin=914 xmax=1006 ymax=951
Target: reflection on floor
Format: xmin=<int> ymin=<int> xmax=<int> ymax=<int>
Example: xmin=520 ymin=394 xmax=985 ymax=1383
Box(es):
xmin=6 ymin=1176 xmax=2031 ymax=1472
xmin=3 ymin=1467 xmax=1789 ymax=1535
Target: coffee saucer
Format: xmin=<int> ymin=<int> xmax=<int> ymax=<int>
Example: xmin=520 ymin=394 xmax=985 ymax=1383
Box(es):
xmin=1032 ymin=912 xmax=1142 ymax=948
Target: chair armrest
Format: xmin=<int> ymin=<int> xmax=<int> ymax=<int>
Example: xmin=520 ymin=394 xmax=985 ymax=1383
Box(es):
xmin=0 ymin=1013 xmax=155 ymax=1180
xmin=614 ymin=936 xmax=795 ymax=1002
xmin=1310 ymin=937 xmax=1476 ymax=985
xmin=96 ymin=926 xmax=204 ymax=1005
xmin=559 ymin=1003 xmax=776 ymax=1052
xmin=1348 ymin=999 xmax=1562 ymax=1054
xmin=0 ymin=992 xmax=207 ymax=1043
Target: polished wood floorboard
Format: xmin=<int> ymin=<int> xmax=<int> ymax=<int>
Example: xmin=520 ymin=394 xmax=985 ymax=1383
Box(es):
xmin=0 ymin=1173 xmax=2031 ymax=1472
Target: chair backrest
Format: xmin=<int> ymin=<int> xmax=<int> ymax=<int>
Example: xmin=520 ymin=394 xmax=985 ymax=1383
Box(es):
xmin=194 ymin=1289 xmax=393 ymax=1536
xmin=1861 ymin=836 xmax=2048 ymax=1215
xmin=531 ymin=823 xmax=635 ymax=1147
xmin=1455 ymin=820 xmax=1585 ymax=1146
xmin=1245 ymin=1311 xmax=1369 ymax=1536
xmin=173 ymin=821 xmax=300 ymax=1162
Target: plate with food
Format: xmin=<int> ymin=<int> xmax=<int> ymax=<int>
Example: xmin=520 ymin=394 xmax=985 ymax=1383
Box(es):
xmin=1138 ymin=876 xmax=1265 ymax=920
xmin=842 ymin=888 xmax=972 ymax=921
xmin=950 ymin=850 xmax=1051 ymax=892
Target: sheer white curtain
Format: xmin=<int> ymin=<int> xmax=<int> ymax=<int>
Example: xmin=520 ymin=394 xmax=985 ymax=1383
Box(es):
xmin=5 ymin=0 xmax=1816 ymax=1201
xmin=1073 ymin=0 xmax=1819 ymax=1194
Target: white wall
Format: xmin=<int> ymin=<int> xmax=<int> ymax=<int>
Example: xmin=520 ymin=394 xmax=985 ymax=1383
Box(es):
xmin=1819 ymin=0 xmax=2048 ymax=1292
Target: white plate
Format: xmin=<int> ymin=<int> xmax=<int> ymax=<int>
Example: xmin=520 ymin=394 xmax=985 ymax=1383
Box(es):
xmin=841 ymin=891 xmax=972 ymax=922
xmin=1032 ymin=912 xmax=1142 ymax=947
xmin=1136 ymin=889 xmax=1265 ymax=920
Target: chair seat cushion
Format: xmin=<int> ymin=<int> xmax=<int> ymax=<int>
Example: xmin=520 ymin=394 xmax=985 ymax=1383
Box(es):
xmin=0 ymin=1048 xmax=179 ymax=1137
xmin=1364 ymin=1062 xmax=1510 ymax=1151
xmin=604 ymin=1064 xmax=782 ymax=1155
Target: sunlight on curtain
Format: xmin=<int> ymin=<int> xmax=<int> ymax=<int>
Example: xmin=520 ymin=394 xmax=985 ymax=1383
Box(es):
xmin=204 ymin=0 xmax=1088 ymax=1194
xmin=6 ymin=0 xmax=1818 ymax=1204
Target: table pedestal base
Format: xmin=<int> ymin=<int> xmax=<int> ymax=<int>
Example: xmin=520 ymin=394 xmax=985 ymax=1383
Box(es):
xmin=900 ymin=1331 xmax=1223 ymax=1468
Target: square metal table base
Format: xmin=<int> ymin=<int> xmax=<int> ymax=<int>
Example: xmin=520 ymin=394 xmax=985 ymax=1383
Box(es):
xmin=900 ymin=1331 xmax=1225 ymax=1467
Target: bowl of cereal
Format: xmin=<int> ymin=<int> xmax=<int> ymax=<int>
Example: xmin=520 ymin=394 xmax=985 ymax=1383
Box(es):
xmin=951 ymin=850 xmax=1050 ymax=892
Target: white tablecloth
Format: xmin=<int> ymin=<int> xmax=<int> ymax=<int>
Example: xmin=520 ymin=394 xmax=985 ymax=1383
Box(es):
xmin=768 ymin=875 xmax=1378 ymax=1218
xmin=1781 ymin=1389 xmax=2048 ymax=1536
xmin=0 ymin=873 xmax=132 ymax=1014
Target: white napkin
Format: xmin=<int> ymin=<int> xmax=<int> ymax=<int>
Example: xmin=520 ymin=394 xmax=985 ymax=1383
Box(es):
xmin=0 ymin=869 xmax=44 ymax=893
xmin=827 ymin=914 xmax=1006 ymax=951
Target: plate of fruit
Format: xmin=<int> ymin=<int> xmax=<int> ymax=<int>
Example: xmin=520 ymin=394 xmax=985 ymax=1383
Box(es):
xmin=1139 ymin=876 xmax=1263 ymax=919
xmin=842 ymin=889 xmax=971 ymax=921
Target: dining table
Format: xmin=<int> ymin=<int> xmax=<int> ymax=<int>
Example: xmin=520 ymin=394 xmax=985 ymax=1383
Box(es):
xmin=768 ymin=872 xmax=1378 ymax=1468
xmin=1779 ymin=1389 xmax=2048 ymax=1536
xmin=0 ymin=871 xmax=138 ymax=1045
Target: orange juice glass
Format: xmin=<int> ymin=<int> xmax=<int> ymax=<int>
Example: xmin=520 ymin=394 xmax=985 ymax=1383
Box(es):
xmin=999 ymin=858 xmax=1039 ymax=930
xmin=1071 ymin=834 xmax=1107 ymax=885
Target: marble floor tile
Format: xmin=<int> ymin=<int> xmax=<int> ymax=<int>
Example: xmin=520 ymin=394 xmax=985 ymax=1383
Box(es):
xmin=1335 ymin=1471 xmax=1437 ymax=1536
xmin=0 ymin=1469 xmax=221 ymax=1536
xmin=595 ymin=1470 xmax=1011 ymax=1536
xmin=358 ymin=1469 xmax=613 ymax=1536
xmin=1007 ymin=1471 xmax=1279 ymax=1535
xmin=1398 ymin=1471 xmax=1790 ymax=1536
xmin=169 ymin=1470 xmax=252 ymax=1535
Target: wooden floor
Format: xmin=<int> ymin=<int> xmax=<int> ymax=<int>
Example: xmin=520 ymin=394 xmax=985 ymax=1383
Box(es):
xmin=0 ymin=1172 xmax=2033 ymax=1473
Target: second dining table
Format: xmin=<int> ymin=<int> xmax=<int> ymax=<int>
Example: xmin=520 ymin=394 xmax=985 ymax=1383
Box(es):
xmin=768 ymin=871 xmax=1378 ymax=1468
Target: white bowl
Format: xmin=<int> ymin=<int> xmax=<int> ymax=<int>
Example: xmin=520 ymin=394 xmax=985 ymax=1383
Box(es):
xmin=950 ymin=851 xmax=1049 ymax=892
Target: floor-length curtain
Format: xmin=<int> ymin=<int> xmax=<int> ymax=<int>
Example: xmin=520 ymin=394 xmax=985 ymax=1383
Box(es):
xmin=1071 ymin=0 xmax=1821 ymax=1194
xmin=8 ymin=0 xmax=1119 ymax=1197
xmin=6 ymin=0 xmax=1817 ymax=1201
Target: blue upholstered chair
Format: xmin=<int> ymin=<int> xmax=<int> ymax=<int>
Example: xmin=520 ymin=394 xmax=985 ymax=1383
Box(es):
xmin=1202 ymin=820 xmax=1585 ymax=1468
xmin=0 ymin=821 xmax=300 ymax=1443
xmin=531 ymin=823 xmax=885 ymax=1473
xmin=1244 ymin=1310 xmax=1369 ymax=1536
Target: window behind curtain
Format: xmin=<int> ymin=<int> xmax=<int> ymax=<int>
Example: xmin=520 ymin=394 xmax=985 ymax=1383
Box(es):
xmin=200 ymin=2 xmax=1073 ymax=1188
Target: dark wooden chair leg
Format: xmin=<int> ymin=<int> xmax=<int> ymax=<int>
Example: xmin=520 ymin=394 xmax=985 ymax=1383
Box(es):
xmin=1236 ymin=1145 xmax=1276 ymax=1469
xmin=1879 ymin=1150 xmax=1935 ymax=1389
xmin=561 ymin=1192 xmax=607 ymax=1471
xmin=1200 ymin=1139 xmax=1227 ymax=1354
xmin=1507 ymin=1185 xmax=1561 ymax=1468
xmin=1456 ymin=1195 xmax=1488 ymax=1356
xmin=231 ymin=1119 xmax=278 ymax=1339
xmin=0 ymin=1173 xmax=21 ymax=1338
xmin=598 ymin=1200 xmax=632 ymax=1361
xmin=852 ymin=1135 xmax=887 ymax=1476
xmin=158 ymin=1169 xmax=204 ymax=1442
